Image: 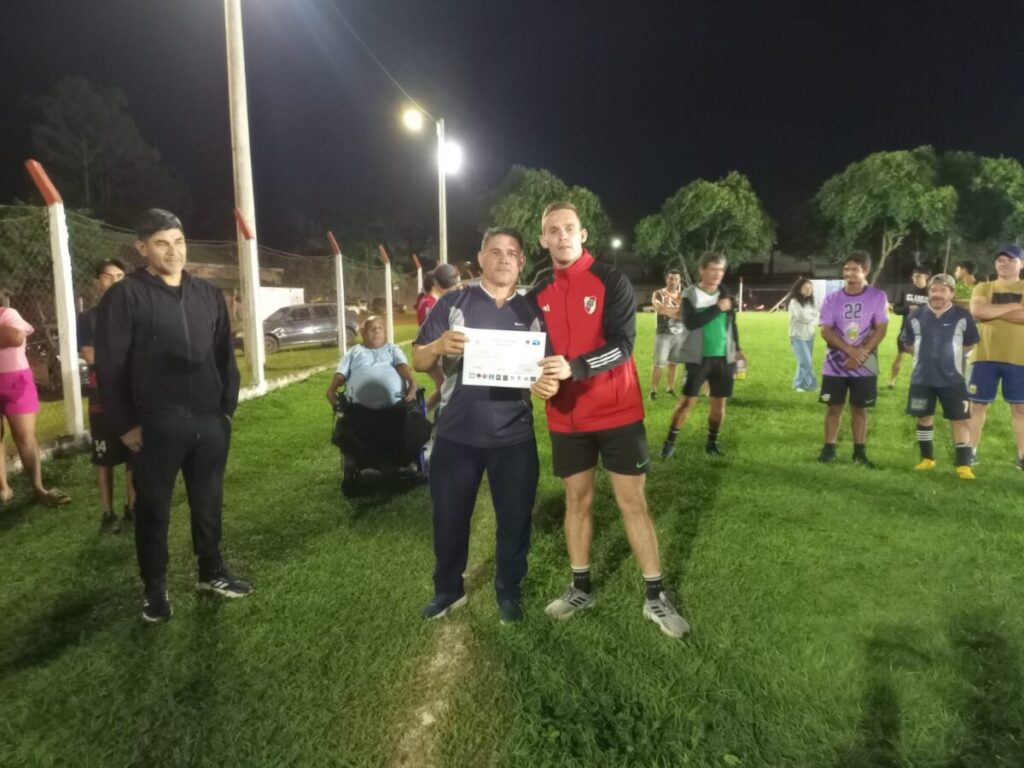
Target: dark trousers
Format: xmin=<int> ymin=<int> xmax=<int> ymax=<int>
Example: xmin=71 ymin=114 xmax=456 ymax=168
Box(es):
xmin=429 ymin=436 xmax=538 ymax=601
xmin=132 ymin=414 xmax=231 ymax=584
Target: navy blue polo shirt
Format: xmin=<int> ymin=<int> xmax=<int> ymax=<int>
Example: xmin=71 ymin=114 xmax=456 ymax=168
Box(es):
xmin=899 ymin=304 xmax=979 ymax=387
xmin=415 ymin=285 xmax=544 ymax=448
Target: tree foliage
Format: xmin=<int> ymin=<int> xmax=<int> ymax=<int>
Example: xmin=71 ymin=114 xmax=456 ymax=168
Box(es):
xmin=816 ymin=148 xmax=957 ymax=281
xmin=31 ymin=77 xmax=190 ymax=225
xmin=974 ymin=156 xmax=1024 ymax=242
xmin=488 ymin=166 xmax=611 ymax=280
xmin=634 ymin=172 xmax=774 ymax=275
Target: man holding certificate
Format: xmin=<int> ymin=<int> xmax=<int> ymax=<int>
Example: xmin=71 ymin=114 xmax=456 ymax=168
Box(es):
xmin=530 ymin=201 xmax=690 ymax=639
xmin=413 ymin=228 xmax=558 ymax=624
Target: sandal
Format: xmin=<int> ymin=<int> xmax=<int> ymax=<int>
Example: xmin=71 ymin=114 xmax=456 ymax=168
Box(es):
xmin=36 ymin=488 xmax=71 ymax=507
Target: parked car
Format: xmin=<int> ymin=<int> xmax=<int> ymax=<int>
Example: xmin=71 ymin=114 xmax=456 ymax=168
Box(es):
xmin=241 ymin=303 xmax=360 ymax=354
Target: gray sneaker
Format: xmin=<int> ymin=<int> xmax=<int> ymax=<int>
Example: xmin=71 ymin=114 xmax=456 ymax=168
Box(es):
xmin=544 ymin=586 xmax=594 ymax=619
xmin=643 ymin=591 xmax=690 ymax=638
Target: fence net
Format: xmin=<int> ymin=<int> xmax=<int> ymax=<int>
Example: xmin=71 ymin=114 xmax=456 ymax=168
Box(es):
xmin=0 ymin=205 xmax=424 ymax=444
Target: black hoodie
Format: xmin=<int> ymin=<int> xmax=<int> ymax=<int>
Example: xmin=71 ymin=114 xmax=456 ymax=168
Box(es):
xmin=95 ymin=267 xmax=240 ymax=436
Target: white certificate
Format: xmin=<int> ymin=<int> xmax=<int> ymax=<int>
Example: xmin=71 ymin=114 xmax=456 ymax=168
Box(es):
xmin=454 ymin=325 xmax=546 ymax=388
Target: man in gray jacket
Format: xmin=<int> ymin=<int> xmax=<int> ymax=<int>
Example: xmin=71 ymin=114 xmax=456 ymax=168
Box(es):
xmin=660 ymin=252 xmax=745 ymax=458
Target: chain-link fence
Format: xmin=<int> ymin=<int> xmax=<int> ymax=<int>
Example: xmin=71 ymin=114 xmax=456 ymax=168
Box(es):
xmin=0 ymin=204 xmax=423 ymax=446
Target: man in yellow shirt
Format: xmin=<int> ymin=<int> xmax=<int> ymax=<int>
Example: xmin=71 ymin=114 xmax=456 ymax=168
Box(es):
xmin=967 ymin=244 xmax=1024 ymax=467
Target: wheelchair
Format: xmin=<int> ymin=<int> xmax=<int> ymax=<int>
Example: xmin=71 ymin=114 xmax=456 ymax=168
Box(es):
xmin=331 ymin=388 xmax=432 ymax=497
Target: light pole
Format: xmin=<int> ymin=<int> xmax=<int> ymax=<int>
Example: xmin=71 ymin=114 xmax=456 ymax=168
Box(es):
xmin=611 ymin=236 xmax=623 ymax=267
xmin=224 ymin=0 xmax=265 ymax=387
xmin=403 ymin=107 xmax=463 ymax=264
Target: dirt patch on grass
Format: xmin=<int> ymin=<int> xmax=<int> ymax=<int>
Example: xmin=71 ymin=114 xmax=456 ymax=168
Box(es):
xmin=388 ymin=619 xmax=472 ymax=768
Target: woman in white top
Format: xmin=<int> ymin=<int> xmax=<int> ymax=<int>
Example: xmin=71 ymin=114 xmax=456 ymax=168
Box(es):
xmin=788 ymin=278 xmax=819 ymax=391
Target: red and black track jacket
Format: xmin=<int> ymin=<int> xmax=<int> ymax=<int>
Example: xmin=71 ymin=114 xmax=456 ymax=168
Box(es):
xmin=529 ymin=250 xmax=645 ymax=433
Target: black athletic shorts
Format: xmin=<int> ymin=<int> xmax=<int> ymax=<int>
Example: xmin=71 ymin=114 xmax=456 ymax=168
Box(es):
xmin=682 ymin=357 xmax=735 ymax=398
xmin=819 ymin=375 xmax=878 ymax=408
xmin=906 ymin=382 xmax=971 ymax=420
xmin=88 ymin=411 xmax=131 ymax=467
xmin=549 ymin=420 xmax=650 ymax=478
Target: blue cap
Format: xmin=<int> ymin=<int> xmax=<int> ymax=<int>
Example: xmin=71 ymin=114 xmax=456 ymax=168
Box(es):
xmin=997 ymin=243 xmax=1024 ymax=260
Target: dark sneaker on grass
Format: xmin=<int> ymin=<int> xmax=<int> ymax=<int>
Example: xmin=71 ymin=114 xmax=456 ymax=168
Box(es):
xmin=643 ymin=591 xmax=690 ymax=639
xmin=660 ymin=440 xmax=676 ymax=459
xmin=422 ymin=592 xmax=467 ymax=619
xmin=497 ymin=598 xmax=524 ymax=624
xmin=544 ymin=586 xmax=594 ymax=619
xmin=649 ymin=391 xmax=657 ymax=402
xmin=852 ymin=454 xmax=876 ymax=469
xmin=817 ymin=445 xmax=837 ymax=463
xmin=666 ymin=390 xmax=676 ymax=398
xmin=122 ymin=505 xmax=134 ymax=528
xmin=197 ymin=569 xmax=253 ymax=598
xmin=705 ymin=442 xmax=725 ymax=457
xmin=100 ymin=511 xmax=121 ymax=535
xmin=142 ymin=582 xmax=172 ymax=623
xmin=1017 ymin=456 xmax=1024 ymax=471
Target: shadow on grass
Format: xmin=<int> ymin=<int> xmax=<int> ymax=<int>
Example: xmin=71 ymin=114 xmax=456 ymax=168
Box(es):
xmin=649 ymin=444 xmax=728 ymax=591
xmin=947 ymin=609 xmax=1024 ymax=767
xmin=0 ymin=537 xmax=134 ymax=680
xmin=832 ymin=624 xmax=931 ymax=768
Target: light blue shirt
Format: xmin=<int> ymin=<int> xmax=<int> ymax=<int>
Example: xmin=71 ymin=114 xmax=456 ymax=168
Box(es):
xmin=337 ymin=344 xmax=407 ymax=409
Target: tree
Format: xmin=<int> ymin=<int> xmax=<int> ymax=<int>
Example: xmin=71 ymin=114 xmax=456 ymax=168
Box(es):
xmin=635 ymin=172 xmax=775 ymax=274
xmin=974 ymin=156 xmax=1024 ymax=242
xmin=488 ymin=166 xmax=612 ymax=280
xmin=31 ymin=77 xmax=190 ymax=225
xmin=816 ymin=148 xmax=957 ymax=283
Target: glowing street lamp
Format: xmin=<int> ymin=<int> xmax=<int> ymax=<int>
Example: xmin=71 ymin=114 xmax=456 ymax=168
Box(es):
xmin=402 ymin=105 xmax=461 ymax=263
xmin=611 ymin=236 xmax=623 ymax=266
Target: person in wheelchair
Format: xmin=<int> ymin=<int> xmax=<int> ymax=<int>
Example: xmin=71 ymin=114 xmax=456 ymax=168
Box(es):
xmin=325 ymin=316 xmax=431 ymax=479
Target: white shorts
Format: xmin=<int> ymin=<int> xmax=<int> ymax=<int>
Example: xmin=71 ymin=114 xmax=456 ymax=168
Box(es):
xmin=653 ymin=333 xmax=684 ymax=367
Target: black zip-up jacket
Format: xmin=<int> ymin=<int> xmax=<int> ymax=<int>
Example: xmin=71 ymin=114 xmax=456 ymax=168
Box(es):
xmin=95 ymin=267 xmax=240 ymax=436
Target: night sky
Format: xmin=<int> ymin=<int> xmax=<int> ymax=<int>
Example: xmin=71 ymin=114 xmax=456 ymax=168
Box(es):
xmin=2 ymin=0 xmax=1023 ymax=256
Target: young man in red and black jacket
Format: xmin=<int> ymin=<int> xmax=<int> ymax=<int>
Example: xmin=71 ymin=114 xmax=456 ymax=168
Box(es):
xmin=529 ymin=201 xmax=689 ymax=639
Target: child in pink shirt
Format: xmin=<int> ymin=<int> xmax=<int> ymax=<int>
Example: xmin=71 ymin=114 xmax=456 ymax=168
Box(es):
xmin=0 ymin=307 xmax=70 ymax=506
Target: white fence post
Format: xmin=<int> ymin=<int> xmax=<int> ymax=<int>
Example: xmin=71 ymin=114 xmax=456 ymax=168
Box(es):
xmin=412 ymin=253 xmax=423 ymax=294
xmin=24 ymin=160 xmax=84 ymax=438
xmin=328 ymin=231 xmax=347 ymax=358
xmin=233 ymin=208 xmax=266 ymax=391
xmin=377 ymin=245 xmax=394 ymax=344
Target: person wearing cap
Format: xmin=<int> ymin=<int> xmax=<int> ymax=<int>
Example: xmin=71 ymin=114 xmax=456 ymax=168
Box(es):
xmin=899 ymin=274 xmax=979 ymax=479
xmin=418 ymin=263 xmax=462 ymax=412
xmin=887 ymin=266 xmax=930 ymax=389
xmin=967 ymin=243 xmax=1024 ymax=468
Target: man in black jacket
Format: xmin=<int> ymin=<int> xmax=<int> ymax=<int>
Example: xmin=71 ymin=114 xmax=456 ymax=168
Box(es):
xmin=96 ymin=209 xmax=250 ymax=623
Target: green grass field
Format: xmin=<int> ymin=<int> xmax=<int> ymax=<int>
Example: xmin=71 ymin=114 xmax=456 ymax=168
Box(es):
xmin=2 ymin=312 xmax=1023 ymax=767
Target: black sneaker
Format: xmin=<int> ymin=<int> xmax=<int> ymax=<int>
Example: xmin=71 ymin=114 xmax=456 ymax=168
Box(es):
xmin=817 ymin=445 xmax=837 ymax=463
xmin=497 ymin=598 xmax=524 ymax=624
xmin=666 ymin=390 xmax=676 ymax=398
xmin=142 ymin=580 xmax=172 ymax=623
xmin=196 ymin=568 xmax=253 ymax=598
xmin=705 ymin=442 xmax=725 ymax=457
xmin=1017 ymin=456 xmax=1024 ymax=471
xmin=422 ymin=592 xmax=467 ymax=619
xmin=649 ymin=391 xmax=657 ymax=401
xmin=99 ymin=511 xmax=121 ymax=535
xmin=660 ymin=440 xmax=676 ymax=459
xmin=122 ymin=505 xmax=134 ymax=528
xmin=852 ymin=454 xmax=876 ymax=469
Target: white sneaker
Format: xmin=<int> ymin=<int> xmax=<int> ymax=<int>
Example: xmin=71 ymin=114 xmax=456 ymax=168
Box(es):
xmin=643 ymin=591 xmax=690 ymax=638
xmin=544 ymin=586 xmax=594 ymax=619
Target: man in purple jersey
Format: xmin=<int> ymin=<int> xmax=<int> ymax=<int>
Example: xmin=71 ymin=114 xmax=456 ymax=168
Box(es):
xmin=817 ymin=251 xmax=889 ymax=467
